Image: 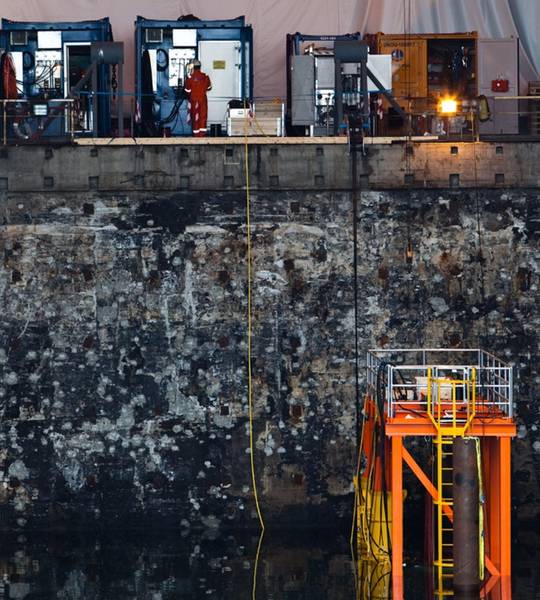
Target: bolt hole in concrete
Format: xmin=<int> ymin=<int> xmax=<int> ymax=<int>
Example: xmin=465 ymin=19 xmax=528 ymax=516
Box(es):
xmin=290 ymin=404 xmax=304 ymax=419
xmin=449 ymin=173 xmax=460 ymax=187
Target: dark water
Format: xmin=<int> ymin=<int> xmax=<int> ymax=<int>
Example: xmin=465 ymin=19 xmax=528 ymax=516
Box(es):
xmin=0 ymin=530 xmax=536 ymax=599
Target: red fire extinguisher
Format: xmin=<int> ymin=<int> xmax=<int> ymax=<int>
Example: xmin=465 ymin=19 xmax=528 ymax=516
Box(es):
xmin=491 ymin=76 xmax=509 ymax=93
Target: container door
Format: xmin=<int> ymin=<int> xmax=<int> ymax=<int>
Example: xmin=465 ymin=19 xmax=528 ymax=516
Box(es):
xmin=378 ymin=37 xmax=427 ymax=105
xmin=64 ymin=42 xmax=92 ymax=134
xmin=198 ymin=40 xmax=241 ymax=128
xmin=478 ymin=38 xmax=518 ymax=134
xmin=291 ymin=54 xmax=315 ymax=126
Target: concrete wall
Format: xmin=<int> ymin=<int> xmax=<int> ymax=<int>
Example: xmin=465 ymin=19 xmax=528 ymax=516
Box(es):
xmin=0 ymin=142 xmax=538 ymax=533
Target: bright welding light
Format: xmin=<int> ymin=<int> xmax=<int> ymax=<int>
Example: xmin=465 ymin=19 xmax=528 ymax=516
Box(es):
xmin=439 ymin=98 xmax=458 ymax=114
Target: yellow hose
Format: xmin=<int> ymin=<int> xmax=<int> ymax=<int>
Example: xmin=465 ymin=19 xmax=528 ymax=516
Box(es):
xmin=243 ymin=108 xmax=265 ymax=533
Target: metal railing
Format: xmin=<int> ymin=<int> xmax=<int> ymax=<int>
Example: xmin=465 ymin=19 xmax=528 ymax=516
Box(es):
xmin=1 ymin=99 xmax=76 ymax=145
xmin=367 ymin=348 xmax=513 ymax=419
xmin=2 ymin=92 xmax=540 ymax=144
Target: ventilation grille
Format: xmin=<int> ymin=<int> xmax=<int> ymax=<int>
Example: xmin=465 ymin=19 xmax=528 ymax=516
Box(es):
xmin=10 ymin=31 xmax=28 ymax=46
xmin=145 ymin=29 xmax=163 ymax=43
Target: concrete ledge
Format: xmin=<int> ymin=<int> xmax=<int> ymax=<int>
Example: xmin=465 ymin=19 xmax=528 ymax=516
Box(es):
xmin=73 ymin=135 xmax=438 ymax=146
xmin=0 ymin=141 xmax=539 ymax=192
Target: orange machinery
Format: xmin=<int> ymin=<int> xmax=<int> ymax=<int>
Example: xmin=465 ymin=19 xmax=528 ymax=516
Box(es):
xmin=355 ymin=348 xmax=515 ymax=600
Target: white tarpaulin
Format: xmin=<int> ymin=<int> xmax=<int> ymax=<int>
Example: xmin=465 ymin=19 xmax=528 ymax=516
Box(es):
xmin=1 ymin=0 xmax=539 ymax=98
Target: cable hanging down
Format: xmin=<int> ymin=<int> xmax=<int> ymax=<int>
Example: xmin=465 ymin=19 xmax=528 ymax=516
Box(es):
xmin=243 ymin=105 xmax=265 ymax=533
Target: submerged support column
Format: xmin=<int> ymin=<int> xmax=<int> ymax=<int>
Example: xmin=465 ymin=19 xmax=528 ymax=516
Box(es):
xmin=500 ymin=437 xmax=512 ymax=599
xmin=453 ymin=437 xmax=480 ymax=595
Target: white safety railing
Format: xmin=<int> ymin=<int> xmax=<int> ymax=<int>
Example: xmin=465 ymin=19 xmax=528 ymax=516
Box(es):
xmin=366 ymin=348 xmax=513 ymax=419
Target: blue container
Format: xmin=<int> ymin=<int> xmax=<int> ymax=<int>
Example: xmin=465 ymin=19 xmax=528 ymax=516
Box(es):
xmin=135 ymin=16 xmax=253 ymax=136
xmin=0 ymin=18 xmax=114 ymax=138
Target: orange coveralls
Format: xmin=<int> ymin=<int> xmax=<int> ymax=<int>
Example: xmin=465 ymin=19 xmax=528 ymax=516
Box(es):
xmin=185 ymin=69 xmax=212 ymax=137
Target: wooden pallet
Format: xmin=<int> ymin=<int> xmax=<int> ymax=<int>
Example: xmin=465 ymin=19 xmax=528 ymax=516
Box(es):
xmin=227 ymin=116 xmax=283 ymax=137
xmin=253 ymin=100 xmax=284 ymax=118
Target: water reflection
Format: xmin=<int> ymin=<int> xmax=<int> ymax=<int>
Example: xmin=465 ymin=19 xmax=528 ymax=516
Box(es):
xmin=0 ymin=530 xmax=535 ymax=599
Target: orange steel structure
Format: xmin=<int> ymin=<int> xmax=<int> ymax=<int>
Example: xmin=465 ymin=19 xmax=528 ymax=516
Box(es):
xmin=356 ymin=349 xmax=516 ymax=600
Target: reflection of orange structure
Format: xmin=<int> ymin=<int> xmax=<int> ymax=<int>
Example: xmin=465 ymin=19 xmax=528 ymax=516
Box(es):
xmin=356 ymin=349 xmax=516 ymax=600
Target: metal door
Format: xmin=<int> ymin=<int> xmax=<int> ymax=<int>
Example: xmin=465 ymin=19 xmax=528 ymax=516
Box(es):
xmin=291 ymin=54 xmax=315 ymax=126
xmin=198 ymin=40 xmax=241 ymax=127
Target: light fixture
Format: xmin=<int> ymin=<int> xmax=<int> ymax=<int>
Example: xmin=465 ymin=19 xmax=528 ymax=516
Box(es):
xmin=439 ymin=98 xmax=458 ymax=115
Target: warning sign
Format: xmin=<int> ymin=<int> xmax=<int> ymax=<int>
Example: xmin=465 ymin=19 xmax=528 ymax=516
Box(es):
xmin=213 ymin=60 xmax=226 ymax=69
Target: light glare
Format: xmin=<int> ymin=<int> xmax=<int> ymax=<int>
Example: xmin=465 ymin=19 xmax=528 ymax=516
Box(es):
xmin=440 ymin=98 xmax=457 ymax=114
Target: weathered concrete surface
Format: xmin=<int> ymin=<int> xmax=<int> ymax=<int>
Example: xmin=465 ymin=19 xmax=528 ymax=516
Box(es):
xmin=0 ymin=140 xmax=539 ymax=192
xmin=0 ymin=181 xmax=538 ymax=533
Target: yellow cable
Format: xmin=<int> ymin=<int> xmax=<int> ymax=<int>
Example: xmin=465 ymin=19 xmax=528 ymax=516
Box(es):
xmin=244 ymin=105 xmax=265 ymax=533
xmin=252 ymin=528 xmax=265 ymax=600
xmin=474 ymin=437 xmax=485 ymax=580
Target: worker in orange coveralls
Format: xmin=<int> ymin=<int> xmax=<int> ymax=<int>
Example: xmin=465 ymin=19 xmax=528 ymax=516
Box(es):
xmin=185 ymin=59 xmax=212 ymax=137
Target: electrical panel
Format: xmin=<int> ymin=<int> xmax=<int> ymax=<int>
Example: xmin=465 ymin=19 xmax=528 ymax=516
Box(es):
xmin=168 ymin=48 xmax=195 ymax=88
xmin=291 ymin=54 xmax=315 ymax=126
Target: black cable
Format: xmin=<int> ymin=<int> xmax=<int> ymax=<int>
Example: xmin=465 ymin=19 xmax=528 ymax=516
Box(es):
xmin=472 ymin=139 xmax=490 ymax=346
xmin=159 ymin=95 xmax=186 ymax=126
xmin=370 ymin=565 xmax=392 ymax=596
xmin=351 ymin=125 xmax=361 ymax=463
xmin=376 ymin=361 xmax=393 ymax=556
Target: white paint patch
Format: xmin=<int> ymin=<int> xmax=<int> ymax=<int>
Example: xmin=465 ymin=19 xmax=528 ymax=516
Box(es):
xmin=183 ymin=260 xmax=196 ymax=325
xmin=8 ymin=460 xmax=29 ymax=480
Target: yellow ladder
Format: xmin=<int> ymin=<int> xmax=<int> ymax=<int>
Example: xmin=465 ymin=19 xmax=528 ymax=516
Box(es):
xmin=427 ymin=368 xmax=477 ymax=598
xmin=434 ymin=435 xmax=454 ymax=597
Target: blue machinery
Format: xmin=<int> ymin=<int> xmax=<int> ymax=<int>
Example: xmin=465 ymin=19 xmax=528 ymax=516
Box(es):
xmin=0 ymin=18 xmax=117 ymax=139
xmin=135 ymin=16 xmax=253 ymax=136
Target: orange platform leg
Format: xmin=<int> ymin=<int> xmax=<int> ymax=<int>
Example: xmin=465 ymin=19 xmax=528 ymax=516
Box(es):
xmin=391 ymin=436 xmax=404 ymax=600
xmin=500 ymin=437 xmax=512 ymax=598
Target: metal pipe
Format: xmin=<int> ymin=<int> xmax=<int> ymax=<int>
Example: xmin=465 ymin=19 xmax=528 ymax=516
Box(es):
xmin=92 ymin=66 xmax=98 ymax=138
xmin=118 ymin=63 xmax=124 ymax=138
xmin=453 ymin=437 xmax=480 ymax=595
